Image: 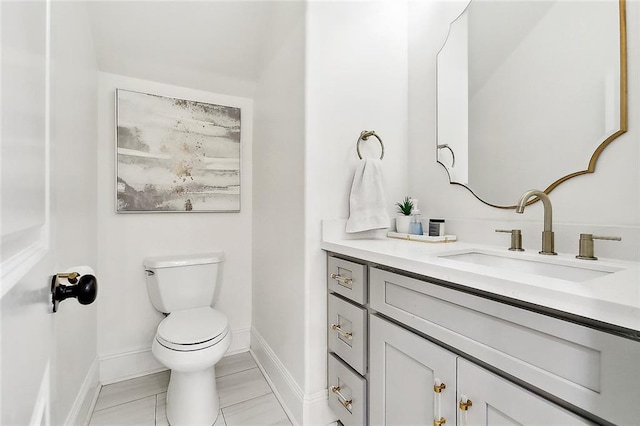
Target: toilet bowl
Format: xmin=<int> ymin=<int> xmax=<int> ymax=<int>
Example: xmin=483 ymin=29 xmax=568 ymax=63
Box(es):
xmin=153 ymin=307 xmax=231 ymax=425
xmin=144 ymin=253 xmax=231 ymax=426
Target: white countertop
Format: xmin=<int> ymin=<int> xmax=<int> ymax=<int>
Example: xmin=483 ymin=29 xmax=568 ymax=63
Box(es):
xmin=321 ymin=220 xmax=640 ymax=333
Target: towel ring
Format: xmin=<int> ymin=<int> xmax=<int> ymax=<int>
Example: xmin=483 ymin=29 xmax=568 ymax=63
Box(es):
xmin=356 ymin=130 xmax=384 ymax=160
xmin=437 ymin=144 xmax=455 ymax=168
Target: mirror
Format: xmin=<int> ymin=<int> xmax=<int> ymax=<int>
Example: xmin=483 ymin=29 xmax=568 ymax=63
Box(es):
xmin=436 ymin=0 xmax=627 ymax=208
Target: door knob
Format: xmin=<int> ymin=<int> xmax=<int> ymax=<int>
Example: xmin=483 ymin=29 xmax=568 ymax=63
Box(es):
xmin=51 ymin=267 xmax=98 ymax=313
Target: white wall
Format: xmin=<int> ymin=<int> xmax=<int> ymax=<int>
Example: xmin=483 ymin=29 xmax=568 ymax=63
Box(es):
xmin=305 ymin=0 xmax=409 ymax=422
xmin=251 ymin=2 xmax=307 ymax=422
xmin=409 ymin=0 xmax=640 ymax=261
xmin=50 ymin=2 xmax=99 ymax=424
xmin=251 ymin=2 xmax=410 ymax=423
xmin=85 ymin=1 xmax=275 ymax=100
xmin=96 ymin=73 xmax=253 ymax=381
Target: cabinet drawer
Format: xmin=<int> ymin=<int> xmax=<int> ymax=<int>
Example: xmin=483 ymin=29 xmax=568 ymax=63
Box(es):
xmin=328 ymin=257 xmax=366 ymax=304
xmin=370 ymin=267 xmax=640 ymax=425
xmin=328 ymin=294 xmax=367 ymax=375
xmin=328 ymin=353 xmax=366 ymax=426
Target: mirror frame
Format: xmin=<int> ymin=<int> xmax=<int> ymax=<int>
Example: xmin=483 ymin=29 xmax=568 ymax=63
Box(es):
xmin=437 ymin=0 xmax=628 ymax=209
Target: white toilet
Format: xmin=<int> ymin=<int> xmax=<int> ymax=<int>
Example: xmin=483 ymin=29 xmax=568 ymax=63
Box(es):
xmin=144 ymin=253 xmax=231 ymax=426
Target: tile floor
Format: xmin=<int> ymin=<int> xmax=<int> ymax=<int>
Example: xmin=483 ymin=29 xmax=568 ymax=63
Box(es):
xmin=88 ymin=352 xmax=292 ymax=426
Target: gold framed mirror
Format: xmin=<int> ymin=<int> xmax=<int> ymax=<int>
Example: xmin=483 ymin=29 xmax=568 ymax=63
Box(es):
xmin=436 ymin=0 xmax=627 ymax=208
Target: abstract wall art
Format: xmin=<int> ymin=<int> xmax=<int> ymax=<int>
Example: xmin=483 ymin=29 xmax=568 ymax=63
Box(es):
xmin=115 ymin=89 xmax=241 ymax=212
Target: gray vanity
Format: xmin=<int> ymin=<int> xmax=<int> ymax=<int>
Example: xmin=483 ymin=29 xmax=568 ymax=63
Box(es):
xmin=322 ymin=222 xmax=640 ymax=426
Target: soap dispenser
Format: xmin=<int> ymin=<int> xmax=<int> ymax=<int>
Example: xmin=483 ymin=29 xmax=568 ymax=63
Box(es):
xmin=409 ymin=198 xmax=424 ymax=235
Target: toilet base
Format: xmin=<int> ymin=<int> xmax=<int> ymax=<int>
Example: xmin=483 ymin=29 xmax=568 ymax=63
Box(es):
xmin=166 ymin=366 xmax=219 ymax=426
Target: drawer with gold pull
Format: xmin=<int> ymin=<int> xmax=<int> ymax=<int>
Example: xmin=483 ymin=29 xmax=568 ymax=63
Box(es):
xmin=328 ymin=353 xmax=366 ymax=426
xmin=328 ymin=256 xmax=366 ymax=305
xmin=328 ymin=293 xmax=367 ymax=375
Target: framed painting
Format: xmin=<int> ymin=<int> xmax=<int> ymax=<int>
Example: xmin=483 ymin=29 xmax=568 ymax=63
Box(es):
xmin=115 ymin=89 xmax=241 ymax=212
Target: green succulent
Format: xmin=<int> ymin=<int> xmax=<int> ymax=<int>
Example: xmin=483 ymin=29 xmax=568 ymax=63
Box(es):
xmin=395 ymin=196 xmax=414 ymax=216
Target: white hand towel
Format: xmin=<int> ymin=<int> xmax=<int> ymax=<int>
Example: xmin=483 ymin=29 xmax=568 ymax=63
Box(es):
xmin=345 ymin=158 xmax=390 ymax=233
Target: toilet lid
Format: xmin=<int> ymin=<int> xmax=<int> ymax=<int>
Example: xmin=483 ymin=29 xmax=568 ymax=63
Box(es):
xmin=157 ymin=307 xmax=228 ymax=345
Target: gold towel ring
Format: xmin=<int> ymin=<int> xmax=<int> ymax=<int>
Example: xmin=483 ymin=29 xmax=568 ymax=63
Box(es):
xmin=356 ymin=130 xmax=384 ymax=160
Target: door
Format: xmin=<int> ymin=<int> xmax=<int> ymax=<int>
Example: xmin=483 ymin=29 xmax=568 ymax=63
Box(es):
xmin=1 ymin=0 xmax=56 ymax=424
xmin=457 ymin=359 xmax=593 ymax=425
xmin=369 ymin=315 xmax=457 ymax=426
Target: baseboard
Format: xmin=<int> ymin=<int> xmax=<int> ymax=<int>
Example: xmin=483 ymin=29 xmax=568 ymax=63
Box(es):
xmin=99 ymin=346 xmax=165 ymax=385
xmin=303 ymin=389 xmax=336 ymax=426
xmin=99 ymin=327 xmax=251 ymax=384
xmin=81 ymin=382 xmax=101 ymax=426
xmin=64 ymin=357 xmax=99 ymax=426
xmin=250 ymin=328 xmax=304 ymax=425
xmin=251 ymin=328 xmax=337 ymax=426
xmin=227 ymin=327 xmax=251 ymax=355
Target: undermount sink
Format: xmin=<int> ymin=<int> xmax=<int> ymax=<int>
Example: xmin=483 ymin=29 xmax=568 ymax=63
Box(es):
xmin=438 ymin=251 xmax=622 ymax=282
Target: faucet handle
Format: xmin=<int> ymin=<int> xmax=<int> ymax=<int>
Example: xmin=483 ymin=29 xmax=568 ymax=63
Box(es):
xmin=576 ymin=233 xmax=621 ymax=260
xmin=495 ymin=229 xmax=524 ymax=251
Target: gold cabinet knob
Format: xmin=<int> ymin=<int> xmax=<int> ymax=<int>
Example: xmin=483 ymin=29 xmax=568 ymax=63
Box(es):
xmin=433 ymin=382 xmax=446 ymax=393
xmin=459 ymin=398 xmax=473 ymax=411
xmin=434 ymin=417 xmax=447 ymax=426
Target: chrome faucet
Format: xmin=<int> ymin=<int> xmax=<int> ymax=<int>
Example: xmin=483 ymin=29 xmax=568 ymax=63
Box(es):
xmin=515 ymin=189 xmax=557 ymax=255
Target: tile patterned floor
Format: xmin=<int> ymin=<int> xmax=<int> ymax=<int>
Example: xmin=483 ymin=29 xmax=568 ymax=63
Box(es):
xmin=88 ymin=352 xmax=292 ymax=426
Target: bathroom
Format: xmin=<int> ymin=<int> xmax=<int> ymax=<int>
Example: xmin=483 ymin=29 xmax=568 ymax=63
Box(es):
xmin=1 ymin=0 xmax=638 ymax=425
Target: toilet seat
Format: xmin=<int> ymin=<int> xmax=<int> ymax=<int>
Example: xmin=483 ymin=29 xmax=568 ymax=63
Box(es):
xmin=156 ymin=307 xmax=229 ymax=352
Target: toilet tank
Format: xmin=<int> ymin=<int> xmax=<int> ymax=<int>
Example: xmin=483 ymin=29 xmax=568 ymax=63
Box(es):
xmin=143 ymin=252 xmax=224 ymax=313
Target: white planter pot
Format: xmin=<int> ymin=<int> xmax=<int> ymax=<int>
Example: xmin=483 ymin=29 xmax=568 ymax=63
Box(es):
xmin=395 ymin=215 xmax=412 ymax=234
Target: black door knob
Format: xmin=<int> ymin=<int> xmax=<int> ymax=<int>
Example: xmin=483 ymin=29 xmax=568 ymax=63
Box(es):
xmin=51 ymin=273 xmax=98 ymax=312
xmin=75 ymin=274 xmax=97 ymax=305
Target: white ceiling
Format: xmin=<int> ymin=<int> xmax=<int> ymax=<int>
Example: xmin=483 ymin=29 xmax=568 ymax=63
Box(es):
xmin=86 ymin=1 xmax=277 ymax=97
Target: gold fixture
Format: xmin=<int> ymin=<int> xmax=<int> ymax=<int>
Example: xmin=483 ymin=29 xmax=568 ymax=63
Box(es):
xmin=576 ymin=234 xmax=622 ymax=260
xmin=459 ymin=398 xmax=473 ymax=411
xmin=437 ymin=0 xmax=627 ymax=209
xmin=330 ymin=273 xmax=353 ymax=286
xmin=356 ymin=130 xmax=384 ymax=160
xmin=515 ymin=190 xmax=556 ymax=255
xmin=434 ymin=382 xmax=446 ymax=393
xmin=495 ymin=229 xmax=524 ymax=251
xmin=330 ymin=385 xmax=353 ymax=410
xmin=434 ymin=417 xmax=447 ymax=426
xmin=331 ymin=323 xmax=353 ymax=340
xmin=56 ymin=272 xmax=79 ymax=283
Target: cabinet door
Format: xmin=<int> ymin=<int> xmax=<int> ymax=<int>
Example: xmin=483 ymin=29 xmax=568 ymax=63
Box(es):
xmin=457 ymin=359 xmax=593 ymax=425
xmin=370 ymin=315 xmax=457 ymax=426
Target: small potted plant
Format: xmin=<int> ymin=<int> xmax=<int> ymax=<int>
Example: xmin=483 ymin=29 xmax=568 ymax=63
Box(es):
xmin=395 ymin=196 xmax=413 ymax=234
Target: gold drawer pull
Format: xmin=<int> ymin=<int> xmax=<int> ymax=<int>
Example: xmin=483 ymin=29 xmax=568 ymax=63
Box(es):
xmin=433 ymin=382 xmax=446 ymax=393
xmin=459 ymin=398 xmax=473 ymax=411
xmin=330 ymin=385 xmax=353 ymax=411
xmin=331 ymin=324 xmax=353 ymax=340
xmin=434 ymin=417 xmax=447 ymax=426
xmin=330 ymin=273 xmax=353 ymax=286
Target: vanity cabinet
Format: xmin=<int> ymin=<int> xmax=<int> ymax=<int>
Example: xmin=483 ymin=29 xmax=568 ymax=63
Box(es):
xmin=369 ymin=266 xmax=640 ymax=425
xmin=326 ymin=252 xmax=640 ymax=425
xmin=370 ymin=315 xmax=591 ymax=426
